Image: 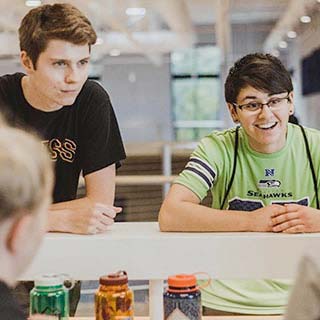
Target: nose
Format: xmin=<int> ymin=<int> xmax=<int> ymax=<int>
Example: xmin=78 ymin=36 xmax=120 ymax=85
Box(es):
xmin=257 ymin=104 xmax=273 ymax=118
xmin=65 ymin=66 xmax=80 ymax=83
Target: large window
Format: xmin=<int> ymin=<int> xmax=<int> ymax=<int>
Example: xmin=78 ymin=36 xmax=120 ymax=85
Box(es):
xmin=171 ymin=45 xmax=223 ymax=141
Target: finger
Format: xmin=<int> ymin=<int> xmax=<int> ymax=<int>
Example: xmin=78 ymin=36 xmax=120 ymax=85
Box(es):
xmin=271 ymin=205 xmax=287 ymax=217
xmin=283 ymin=225 xmax=305 ymax=234
xmin=96 ymin=221 xmax=110 ymax=233
xmin=95 ymin=203 xmax=119 ymax=218
xmin=113 ymin=206 xmax=122 ymax=213
xmin=272 ymin=219 xmax=302 ymax=232
xmin=98 ymin=212 xmax=115 ymax=225
xmin=284 ymin=203 xmax=302 ymax=212
xmin=271 ymin=212 xmax=300 ymax=226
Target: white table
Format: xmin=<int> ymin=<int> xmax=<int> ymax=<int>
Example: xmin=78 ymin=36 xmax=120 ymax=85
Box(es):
xmin=22 ymin=222 xmax=320 ymax=320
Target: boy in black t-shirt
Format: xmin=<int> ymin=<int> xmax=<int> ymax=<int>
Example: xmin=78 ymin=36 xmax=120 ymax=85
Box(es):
xmin=0 ymin=3 xmax=126 ymax=235
xmin=0 ymin=123 xmax=53 ymax=320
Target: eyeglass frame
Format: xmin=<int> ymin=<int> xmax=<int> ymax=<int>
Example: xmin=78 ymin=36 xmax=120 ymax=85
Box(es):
xmin=231 ymin=93 xmax=291 ymax=113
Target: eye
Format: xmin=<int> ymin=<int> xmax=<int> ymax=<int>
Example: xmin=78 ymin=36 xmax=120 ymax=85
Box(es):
xmin=79 ymin=59 xmax=89 ymax=66
xmin=53 ymin=61 xmax=67 ymax=67
xmin=245 ymin=102 xmax=261 ymax=110
xmin=269 ymin=98 xmax=281 ymax=106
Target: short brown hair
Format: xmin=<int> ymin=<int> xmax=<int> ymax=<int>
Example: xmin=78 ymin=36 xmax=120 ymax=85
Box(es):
xmin=225 ymin=53 xmax=293 ymax=104
xmin=0 ymin=126 xmax=53 ymax=222
xmin=19 ymin=3 xmax=97 ymax=67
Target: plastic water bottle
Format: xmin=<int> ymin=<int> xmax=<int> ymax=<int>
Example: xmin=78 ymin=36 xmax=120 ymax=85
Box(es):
xmin=163 ymin=274 xmax=202 ymax=320
xmin=30 ymin=274 xmax=70 ymax=319
xmin=95 ymin=270 xmax=134 ymax=320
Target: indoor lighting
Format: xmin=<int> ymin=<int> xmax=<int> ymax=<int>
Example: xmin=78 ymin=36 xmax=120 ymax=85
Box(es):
xmin=287 ymin=31 xmax=297 ymax=39
xmin=109 ymin=49 xmax=121 ymax=57
xmin=278 ymin=41 xmax=288 ymax=49
xmin=300 ymin=15 xmax=311 ymax=23
xmin=125 ymin=7 xmax=146 ymax=16
xmin=25 ymin=0 xmax=41 ymax=6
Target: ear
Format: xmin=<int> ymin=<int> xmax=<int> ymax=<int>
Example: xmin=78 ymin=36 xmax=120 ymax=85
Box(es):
xmin=20 ymin=51 xmax=35 ymax=74
xmin=288 ymin=91 xmax=294 ymax=115
xmin=6 ymin=213 xmax=32 ymax=255
xmin=227 ymin=103 xmax=239 ymax=123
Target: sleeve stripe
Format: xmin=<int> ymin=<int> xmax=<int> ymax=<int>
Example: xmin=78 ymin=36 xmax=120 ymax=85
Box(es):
xmin=187 ymin=161 xmax=214 ymax=183
xmin=189 ymin=157 xmax=216 ymax=181
xmin=184 ymin=167 xmax=213 ymax=189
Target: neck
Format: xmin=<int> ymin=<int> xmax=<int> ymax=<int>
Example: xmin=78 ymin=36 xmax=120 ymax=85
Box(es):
xmin=249 ymin=139 xmax=286 ymax=154
xmin=0 ymin=257 xmax=17 ymax=288
xmin=21 ymin=76 xmax=63 ymax=112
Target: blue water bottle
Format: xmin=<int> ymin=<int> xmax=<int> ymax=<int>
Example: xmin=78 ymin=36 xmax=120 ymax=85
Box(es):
xmin=163 ymin=274 xmax=202 ymax=320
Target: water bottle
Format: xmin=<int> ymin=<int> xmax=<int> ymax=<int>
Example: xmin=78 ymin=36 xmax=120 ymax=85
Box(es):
xmin=95 ymin=270 xmax=134 ymax=320
xmin=163 ymin=274 xmax=202 ymax=320
xmin=30 ymin=274 xmax=70 ymax=319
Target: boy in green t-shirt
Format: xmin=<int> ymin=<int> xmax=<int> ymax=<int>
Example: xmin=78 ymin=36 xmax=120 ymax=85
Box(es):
xmin=159 ymin=53 xmax=320 ymax=315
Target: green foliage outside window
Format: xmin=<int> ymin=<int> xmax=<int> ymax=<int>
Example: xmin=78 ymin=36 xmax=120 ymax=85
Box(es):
xmin=171 ymin=45 xmax=222 ymax=141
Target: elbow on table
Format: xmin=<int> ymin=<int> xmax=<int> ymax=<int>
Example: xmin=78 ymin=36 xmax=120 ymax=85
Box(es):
xmin=158 ymin=201 xmax=176 ymax=232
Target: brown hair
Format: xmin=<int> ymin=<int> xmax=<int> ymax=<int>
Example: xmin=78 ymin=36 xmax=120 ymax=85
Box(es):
xmin=0 ymin=126 xmax=53 ymax=222
xmin=19 ymin=3 xmax=97 ymax=68
xmin=225 ymin=53 xmax=293 ymax=104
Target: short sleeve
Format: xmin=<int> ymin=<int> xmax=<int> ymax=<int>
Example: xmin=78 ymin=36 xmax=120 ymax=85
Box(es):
xmin=175 ymin=137 xmax=218 ymax=201
xmin=79 ymin=82 xmax=126 ymax=176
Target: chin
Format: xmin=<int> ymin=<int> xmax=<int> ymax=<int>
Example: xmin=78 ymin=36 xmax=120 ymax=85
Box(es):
xmin=59 ymin=97 xmax=77 ymax=106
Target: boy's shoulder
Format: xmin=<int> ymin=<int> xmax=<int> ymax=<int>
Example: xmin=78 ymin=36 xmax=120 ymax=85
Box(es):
xmin=0 ymin=73 xmax=24 ymax=88
xmin=79 ymin=79 xmax=110 ymax=101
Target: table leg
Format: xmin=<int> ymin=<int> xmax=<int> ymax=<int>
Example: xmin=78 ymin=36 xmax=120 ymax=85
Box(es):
xmin=149 ymin=279 xmax=163 ymax=320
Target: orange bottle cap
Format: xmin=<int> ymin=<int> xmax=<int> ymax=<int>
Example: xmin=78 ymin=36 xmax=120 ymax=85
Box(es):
xmin=168 ymin=274 xmax=197 ymax=288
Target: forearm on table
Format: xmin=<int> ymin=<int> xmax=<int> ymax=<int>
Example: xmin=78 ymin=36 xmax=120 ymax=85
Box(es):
xmin=48 ymin=195 xmax=113 ymax=232
xmin=48 ymin=197 xmax=91 ymax=232
xmin=159 ymin=200 xmax=251 ymax=232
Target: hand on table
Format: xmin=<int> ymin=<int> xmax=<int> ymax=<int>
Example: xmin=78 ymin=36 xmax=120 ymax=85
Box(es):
xmin=249 ymin=204 xmax=287 ymax=232
xmin=49 ymin=197 xmax=122 ymax=234
xmin=271 ymin=204 xmax=320 ymax=233
xmin=85 ymin=202 xmax=122 ymax=234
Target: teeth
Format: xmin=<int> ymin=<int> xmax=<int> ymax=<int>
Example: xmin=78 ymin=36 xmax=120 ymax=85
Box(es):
xmin=257 ymin=122 xmax=276 ymax=129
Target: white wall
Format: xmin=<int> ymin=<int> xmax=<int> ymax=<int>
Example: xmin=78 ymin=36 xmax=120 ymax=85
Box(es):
xmin=99 ymin=55 xmax=173 ymax=143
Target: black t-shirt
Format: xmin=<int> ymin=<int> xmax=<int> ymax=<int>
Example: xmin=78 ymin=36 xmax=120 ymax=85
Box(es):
xmin=0 ymin=281 xmax=26 ymax=320
xmin=0 ymin=73 xmax=126 ymax=202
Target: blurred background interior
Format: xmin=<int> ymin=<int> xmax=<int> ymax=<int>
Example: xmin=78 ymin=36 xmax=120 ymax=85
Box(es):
xmin=3 ymin=0 xmax=320 ymax=315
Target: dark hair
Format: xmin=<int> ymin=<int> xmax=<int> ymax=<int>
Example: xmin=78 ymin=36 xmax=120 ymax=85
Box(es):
xmin=225 ymin=53 xmax=293 ymax=103
xmin=19 ymin=3 xmax=97 ymax=68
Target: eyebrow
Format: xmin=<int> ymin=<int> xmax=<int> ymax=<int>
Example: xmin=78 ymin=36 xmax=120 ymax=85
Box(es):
xmin=240 ymin=93 xmax=279 ymax=103
xmin=50 ymin=56 xmax=90 ymax=62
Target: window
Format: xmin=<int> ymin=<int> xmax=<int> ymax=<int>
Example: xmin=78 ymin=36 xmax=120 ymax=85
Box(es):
xmin=171 ymin=45 xmax=223 ymax=141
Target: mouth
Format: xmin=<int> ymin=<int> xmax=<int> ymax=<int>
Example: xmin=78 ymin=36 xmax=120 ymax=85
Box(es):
xmin=61 ymin=89 xmax=78 ymax=94
xmin=255 ymin=122 xmax=278 ymax=130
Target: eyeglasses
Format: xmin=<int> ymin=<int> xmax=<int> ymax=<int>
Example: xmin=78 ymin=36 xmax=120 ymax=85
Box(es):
xmin=232 ymin=93 xmax=290 ymax=113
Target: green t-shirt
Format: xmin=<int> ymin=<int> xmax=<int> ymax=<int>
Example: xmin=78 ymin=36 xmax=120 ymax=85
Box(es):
xmin=175 ymin=123 xmax=320 ymax=314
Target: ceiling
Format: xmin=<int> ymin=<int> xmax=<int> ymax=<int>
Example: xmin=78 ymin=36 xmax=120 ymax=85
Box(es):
xmin=0 ymin=0 xmax=316 ymax=64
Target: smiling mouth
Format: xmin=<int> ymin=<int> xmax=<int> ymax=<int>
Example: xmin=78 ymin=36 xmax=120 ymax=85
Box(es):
xmin=255 ymin=122 xmax=278 ymax=130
